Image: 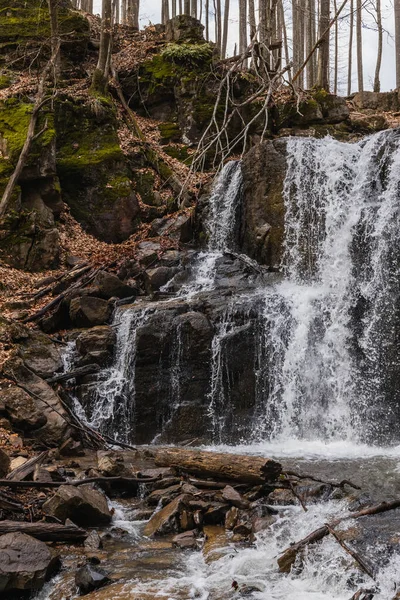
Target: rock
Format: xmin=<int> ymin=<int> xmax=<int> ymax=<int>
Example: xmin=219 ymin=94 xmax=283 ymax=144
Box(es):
xmin=172 ymin=529 xmax=198 ymax=549
xmin=251 ymin=515 xmax=277 ymax=534
xmin=69 ymin=296 xmax=112 ymax=328
xmin=0 ymin=449 xmax=10 ymax=477
xmin=42 ymin=484 xmax=112 ymax=526
xmin=241 ymin=139 xmax=287 ymax=267
xmin=1 ymin=359 xmax=69 ymax=445
xmin=352 ymin=90 xmax=400 ymax=111
xmin=10 ymin=456 xmax=27 ymax=471
xmin=97 ymin=450 xmax=126 ymax=477
xmin=180 ymin=509 xmax=195 ymax=531
xmin=144 ymin=266 xmax=178 ymax=292
xmin=165 ymin=15 xmax=205 ymax=43
xmin=222 ymin=485 xmax=249 ymax=509
xmin=0 ymin=386 xmax=46 ymax=431
xmin=59 ymin=437 xmax=84 ymax=457
xmin=33 ymin=466 xmax=53 ymax=483
xmin=203 ymin=503 xmax=230 ymax=525
xmin=268 ymin=488 xmax=296 ymax=505
xmin=136 ymin=241 xmax=161 ymax=266
xmin=75 ymin=326 xmax=117 ymax=367
xmin=148 ymin=484 xmax=182 ymax=506
xmin=143 ymin=494 xmax=190 ymax=537
xmin=350 ymin=113 xmax=389 ymax=133
xmin=75 ymin=564 xmax=110 ymax=595
xmin=225 ymin=506 xmax=239 ymax=530
xmin=0 ymin=532 xmax=59 ymax=593
xmin=17 ymin=330 xmax=63 ymax=378
xmin=233 ymin=520 xmax=252 ymax=536
xmin=89 ymin=271 xmax=139 ymax=300
xmin=84 ymin=530 xmax=103 ymax=551
xmin=316 ymin=92 xmax=349 ymax=123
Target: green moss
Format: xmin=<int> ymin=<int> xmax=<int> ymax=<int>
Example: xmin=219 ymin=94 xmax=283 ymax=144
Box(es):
xmin=0 ymin=74 xmax=10 ymax=89
xmin=158 ymin=122 xmax=181 ymax=143
xmin=163 ymin=145 xmax=192 ymax=164
xmin=161 ymin=43 xmax=213 ymax=67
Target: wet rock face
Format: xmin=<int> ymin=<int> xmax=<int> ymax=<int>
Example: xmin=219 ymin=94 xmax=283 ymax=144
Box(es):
xmin=0 ymin=532 xmax=59 ymax=593
xmin=75 ymin=564 xmax=111 ymax=596
xmin=241 ymin=139 xmax=287 ymax=267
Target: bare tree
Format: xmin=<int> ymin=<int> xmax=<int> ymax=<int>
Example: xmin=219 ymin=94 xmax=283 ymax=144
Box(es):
xmin=47 ymin=0 xmax=60 ymax=76
xmin=239 ymin=0 xmax=247 ymax=56
xmin=373 ymin=0 xmax=382 ymax=91
xmin=184 ymin=0 xmax=190 ymax=14
xmin=347 ymin=0 xmax=354 ymax=95
xmin=214 ymin=0 xmax=222 ymax=53
xmin=333 ymin=0 xmax=338 ymax=93
xmin=396 ymin=0 xmax=400 ymax=88
xmin=356 ymin=0 xmax=363 ymax=92
xmin=221 ymin=0 xmax=230 ymax=58
xmin=92 ymin=0 xmax=113 ymax=94
xmin=317 ymin=0 xmax=330 ymax=89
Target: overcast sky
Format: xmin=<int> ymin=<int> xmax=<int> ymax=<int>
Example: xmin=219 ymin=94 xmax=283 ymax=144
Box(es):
xmin=93 ymin=0 xmax=397 ymax=93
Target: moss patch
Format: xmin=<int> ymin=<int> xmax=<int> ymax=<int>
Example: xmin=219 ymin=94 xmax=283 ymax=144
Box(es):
xmin=158 ymin=122 xmax=182 ymax=143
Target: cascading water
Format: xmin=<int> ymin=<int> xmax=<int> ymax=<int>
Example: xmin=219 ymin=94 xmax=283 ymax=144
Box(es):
xmin=252 ymin=130 xmax=400 ymax=446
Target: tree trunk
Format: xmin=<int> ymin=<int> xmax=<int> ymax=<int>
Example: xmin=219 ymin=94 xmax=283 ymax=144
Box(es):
xmin=184 ymin=0 xmax=190 ymax=14
xmin=373 ymin=0 xmax=382 ymax=92
xmin=356 ymin=0 xmax=363 ymax=92
xmin=214 ymin=0 xmax=222 ymax=53
xmin=152 ymin=448 xmax=282 ymax=484
xmin=317 ymin=0 xmax=330 ymax=89
xmin=191 ymin=0 xmax=197 ymax=17
xmin=396 ymin=0 xmax=400 ymax=88
xmin=172 ymin=0 xmax=177 ymax=17
xmin=47 ymin=0 xmax=60 ymax=78
xmin=333 ymin=0 xmax=338 ymax=93
xmin=306 ymin=0 xmax=316 ymax=87
xmin=280 ymin=0 xmax=292 ymax=82
xmin=248 ymin=0 xmax=256 ymax=39
xmin=221 ymin=0 xmax=230 ymax=58
xmin=0 ymin=521 xmax=88 ymax=543
xmin=91 ymin=0 xmax=113 ymax=94
xmin=205 ymin=0 xmax=209 ymax=39
xmin=239 ymin=0 xmax=247 ymax=56
xmin=132 ymin=0 xmax=139 ymax=28
xmin=347 ymin=0 xmax=353 ymax=94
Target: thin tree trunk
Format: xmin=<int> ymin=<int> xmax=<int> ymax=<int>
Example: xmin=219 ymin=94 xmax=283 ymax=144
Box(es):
xmin=92 ymin=0 xmax=113 ymax=94
xmin=317 ymin=0 xmax=330 ymax=89
xmin=347 ymin=0 xmax=353 ymax=94
xmin=333 ymin=0 xmax=338 ymax=93
xmin=396 ymin=0 xmax=400 ymax=88
xmin=221 ymin=0 xmax=230 ymax=58
xmin=172 ymin=0 xmax=177 ymax=17
xmin=280 ymin=0 xmax=292 ymax=82
xmin=191 ymin=0 xmax=197 ymax=17
xmin=373 ymin=0 xmax=382 ymax=92
xmin=47 ymin=0 xmax=60 ymax=76
xmin=356 ymin=0 xmax=363 ymax=92
xmin=306 ymin=0 xmax=316 ymax=87
xmin=0 ymin=41 xmax=61 ymax=219
xmin=248 ymin=0 xmax=256 ymax=39
xmin=179 ymin=0 xmax=183 ymax=14
xmin=214 ymin=0 xmax=222 ymax=52
xmin=239 ymin=0 xmax=247 ymax=56
xmin=184 ymin=0 xmax=190 ymax=14
xmin=205 ymin=0 xmax=209 ymax=39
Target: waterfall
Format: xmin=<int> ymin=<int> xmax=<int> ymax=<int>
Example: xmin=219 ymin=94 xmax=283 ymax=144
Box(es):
xmin=253 ymin=130 xmax=400 ymax=445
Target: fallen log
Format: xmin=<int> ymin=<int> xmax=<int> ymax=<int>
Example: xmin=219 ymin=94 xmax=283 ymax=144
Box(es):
xmin=46 ymin=363 xmax=100 ymax=384
xmin=0 ymin=520 xmax=87 ymax=542
xmin=152 ymin=448 xmax=282 ymax=484
xmin=278 ymin=498 xmax=400 ymax=573
xmin=326 ymin=524 xmax=374 ymax=579
xmin=0 ymin=475 xmax=159 ymax=489
xmin=6 ymin=452 xmax=48 ymax=482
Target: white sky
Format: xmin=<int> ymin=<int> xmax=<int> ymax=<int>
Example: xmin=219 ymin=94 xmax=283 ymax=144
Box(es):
xmin=93 ymin=0 xmax=397 ymax=93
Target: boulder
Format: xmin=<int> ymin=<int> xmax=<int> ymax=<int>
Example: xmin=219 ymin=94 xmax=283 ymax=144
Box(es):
xmin=69 ymin=297 xmax=112 ymax=328
xmin=0 ymin=532 xmax=59 ymax=593
xmin=76 ymin=326 xmax=116 ymax=367
xmin=42 ymin=484 xmax=112 ymax=526
xmin=0 ymin=386 xmax=47 ymax=431
xmin=10 ymin=457 xmax=27 ymax=471
xmin=1 ymin=359 xmax=69 ymax=445
xmin=84 ymin=531 xmax=103 ymax=551
xmin=89 ymin=271 xmax=138 ymax=300
xmin=165 ymin=15 xmax=205 ymax=43
xmin=222 ymin=485 xmax=250 ymax=509
xmin=17 ymin=330 xmax=62 ymax=379
xmin=144 ymin=266 xmax=178 ymax=292
xmin=172 ymin=530 xmax=198 ymax=549
xmin=75 ymin=564 xmax=110 ymax=595
xmin=97 ymin=450 xmax=126 ymax=477
xmin=143 ymin=494 xmax=190 ymax=537
xmin=241 ymin=139 xmax=287 ymax=267
xmin=0 ymin=449 xmax=10 ymax=478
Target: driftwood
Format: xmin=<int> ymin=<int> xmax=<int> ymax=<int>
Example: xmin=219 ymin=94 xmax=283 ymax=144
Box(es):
xmin=284 ymin=469 xmax=361 ymax=490
xmin=0 ymin=492 xmax=24 ymax=512
xmin=46 ymin=363 xmax=100 ymax=384
xmin=0 ymin=520 xmax=87 ymax=542
xmin=326 ymin=524 xmax=375 ymax=579
xmin=278 ymin=498 xmax=400 ymax=573
xmin=0 ymin=475 xmax=159 ymax=489
xmin=152 ymin=448 xmax=282 ymax=485
xmin=6 ymin=452 xmax=48 ymax=482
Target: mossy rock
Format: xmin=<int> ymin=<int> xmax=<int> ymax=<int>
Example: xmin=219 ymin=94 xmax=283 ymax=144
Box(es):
xmin=0 ymin=0 xmax=89 ymax=65
xmin=55 ymin=96 xmax=140 ymax=242
xmin=163 ymin=145 xmax=192 ymax=164
xmin=158 ymin=122 xmax=182 ymax=144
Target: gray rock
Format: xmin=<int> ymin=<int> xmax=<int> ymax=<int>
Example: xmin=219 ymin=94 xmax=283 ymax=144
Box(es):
xmin=222 ymin=485 xmax=250 ymax=509
xmin=97 ymin=450 xmax=126 ymax=477
xmin=144 ymin=266 xmax=178 ymax=292
xmin=0 ymin=532 xmax=59 ymax=593
xmin=84 ymin=530 xmax=103 ymax=551
xmin=75 ymin=564 xmax=110 ymax=595
xmin=76 ymin=326 xmax=116 ymax=367
xmin=165 ymin=15 xmax=205 ymax=43
xmin=42 ymin=484 xmax=112 ymax=526
xmin=0 ymin=386 xmax=47 ymax=431
xmin=69 ymin=296 xmax=112 ymax=328
xmin=90 ymin=270 xmax=139 ymax=300
xmin=172 ymin=529 xmax=198 ymax=549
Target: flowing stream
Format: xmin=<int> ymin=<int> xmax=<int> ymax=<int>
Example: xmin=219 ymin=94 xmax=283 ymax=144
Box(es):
xmin=47 ymin=129 xmax=400 ymax=598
